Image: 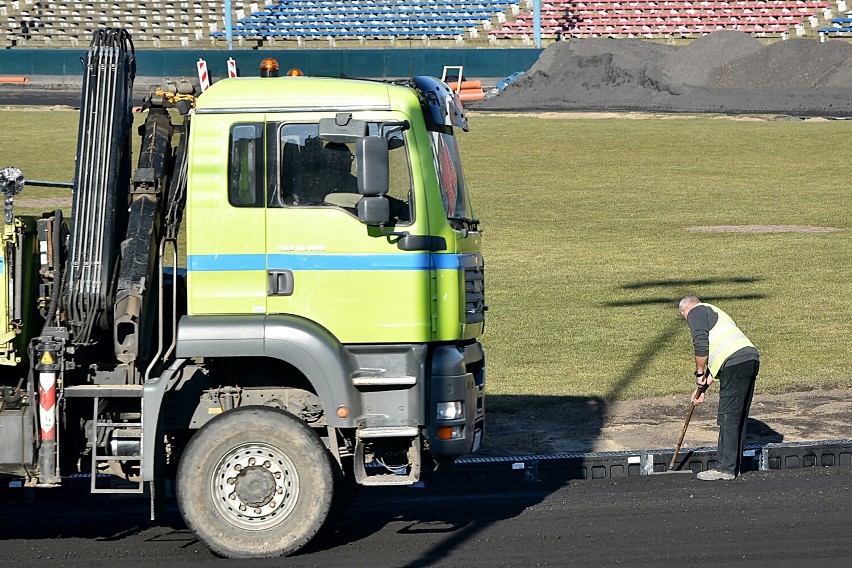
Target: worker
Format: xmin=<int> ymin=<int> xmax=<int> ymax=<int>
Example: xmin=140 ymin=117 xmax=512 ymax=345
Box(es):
xmin=678 ymin=296 xmax=760 ymax=481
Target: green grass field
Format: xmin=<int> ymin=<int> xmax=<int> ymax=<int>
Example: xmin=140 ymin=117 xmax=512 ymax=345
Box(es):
xmin=1 ymin=109 xmax=850 ymax=402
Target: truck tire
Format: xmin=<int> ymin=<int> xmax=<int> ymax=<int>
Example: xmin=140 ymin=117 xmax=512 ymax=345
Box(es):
xmin=176 ymin=406 xmax=333 ymax=558
xmin=326 ymin=456 xmax=360 ymax=524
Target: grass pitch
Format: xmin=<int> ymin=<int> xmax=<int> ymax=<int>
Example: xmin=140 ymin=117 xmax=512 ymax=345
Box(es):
xmin=1 ymin=109 xmax=849 ymax=401
xmin=462 ymin=113 xmax=851 ymax=401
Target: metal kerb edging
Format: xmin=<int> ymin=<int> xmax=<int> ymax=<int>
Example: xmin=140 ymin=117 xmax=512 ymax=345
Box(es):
xmin=759 ymin=439 xmax=852 ymax=471
xmin=429 ymin=439 xmax=852 ymax=489
xmin=6 ymin=440 xmax=851 ymax=494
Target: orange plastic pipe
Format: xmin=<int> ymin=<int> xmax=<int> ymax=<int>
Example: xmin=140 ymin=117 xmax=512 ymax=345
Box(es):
xmin=458 ymin=91 xmax=485 ymax=102
xmin=0 ymin=76 xmax=28 ymax=84
xmin=447 ymin=80 xmax=481 ymax=91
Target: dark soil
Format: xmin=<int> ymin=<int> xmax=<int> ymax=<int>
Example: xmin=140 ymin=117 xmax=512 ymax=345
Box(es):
xmin=478 ymin=387 xmax=852 ymax=457
xmin=478 ymin=32 xmax=852 ymax=116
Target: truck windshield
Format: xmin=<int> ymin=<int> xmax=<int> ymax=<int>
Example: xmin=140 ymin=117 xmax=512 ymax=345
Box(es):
xmin=429 ymin=131 xmax=475 ymax=229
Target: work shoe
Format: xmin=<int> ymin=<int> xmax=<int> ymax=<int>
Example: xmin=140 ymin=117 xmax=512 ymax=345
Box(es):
xmin=696 ymin=469 xmax=735 ymax=481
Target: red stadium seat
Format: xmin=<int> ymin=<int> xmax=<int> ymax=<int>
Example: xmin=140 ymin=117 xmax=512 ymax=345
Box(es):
xmin=489 ymin=0 xmax=829 ymax=38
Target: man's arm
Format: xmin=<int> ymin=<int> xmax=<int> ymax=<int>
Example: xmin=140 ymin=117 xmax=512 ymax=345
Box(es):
xmin=687 ymin=306 xmax=715 ymax=405
xmin=694 ymin=355 xmax=708 ymax=377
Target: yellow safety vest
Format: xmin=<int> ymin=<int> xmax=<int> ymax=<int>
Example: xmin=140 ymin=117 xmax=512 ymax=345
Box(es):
xmin=701 ymin=303 xmax=756 ymax=376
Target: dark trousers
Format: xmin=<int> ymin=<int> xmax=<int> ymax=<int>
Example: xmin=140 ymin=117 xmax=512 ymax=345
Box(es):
xmin=716 ymin=359 xmax=759 ymax=475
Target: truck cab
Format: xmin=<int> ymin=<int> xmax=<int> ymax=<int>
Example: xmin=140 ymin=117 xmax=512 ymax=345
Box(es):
xmin=178 ymin=73 xmax=485 ymax=450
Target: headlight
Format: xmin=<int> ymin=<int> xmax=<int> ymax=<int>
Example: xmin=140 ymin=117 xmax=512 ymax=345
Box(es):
xmin=436 ymin=401 xmax=463 ymax=420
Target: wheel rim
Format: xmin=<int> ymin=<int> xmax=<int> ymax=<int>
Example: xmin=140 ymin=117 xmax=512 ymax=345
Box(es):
xmin=211 ymin=442 xmax=300 ymax=531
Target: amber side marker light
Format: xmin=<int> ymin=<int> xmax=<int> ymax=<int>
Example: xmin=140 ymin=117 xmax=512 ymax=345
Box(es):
xmin=436 ymin=426 xmax=453 ymax=440
xmin=286 ymin=68 xmax=304 ymax=76
xmin=260 ymin=58 xmax=280 ymax=77
xmin=337 ymin=406 xmax=350 ymax=419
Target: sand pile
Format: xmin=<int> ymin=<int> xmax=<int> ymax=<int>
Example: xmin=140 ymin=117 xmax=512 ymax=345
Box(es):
xmin=479 ymin=32 xmax=852 ymax=116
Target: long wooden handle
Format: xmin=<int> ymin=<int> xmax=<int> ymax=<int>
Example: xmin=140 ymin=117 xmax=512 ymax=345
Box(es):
xmin=669 ymin=403 xmax=696 ymax=470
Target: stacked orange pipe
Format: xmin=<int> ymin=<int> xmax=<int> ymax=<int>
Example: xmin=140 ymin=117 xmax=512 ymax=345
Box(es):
xmin=448 ymin=79 xmax=485 ymax=102
xmin=0 ymin=76 xmax=28 ymax=84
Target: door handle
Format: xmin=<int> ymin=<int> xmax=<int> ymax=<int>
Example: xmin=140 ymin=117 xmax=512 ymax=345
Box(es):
xmin=267 ymin=270 xmax=294 ymax=296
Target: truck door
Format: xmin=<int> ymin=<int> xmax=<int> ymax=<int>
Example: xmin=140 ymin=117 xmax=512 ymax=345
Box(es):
xmin=186 ymin=118 xmax=268 ymax=315
xmin=264 ymin=118 xmax=432 ymax=344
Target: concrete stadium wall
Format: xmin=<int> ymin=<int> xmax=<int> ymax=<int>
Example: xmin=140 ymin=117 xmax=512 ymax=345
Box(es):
xmin=0 ymin=48 xmax=542 ymax=81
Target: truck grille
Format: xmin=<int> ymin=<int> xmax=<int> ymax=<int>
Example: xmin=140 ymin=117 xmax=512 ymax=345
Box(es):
xmin=464 ymin=262 xmax=486 ymax=324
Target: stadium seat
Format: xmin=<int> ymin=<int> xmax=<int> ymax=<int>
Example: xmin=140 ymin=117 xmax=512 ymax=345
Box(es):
xmin=0 ymin=0 xmax=226 ymax=47
xmin=489 ymin=0 xmax=832 ymax=38
xmin=0 ymin=0 xmax=835 ymax=47
xmin=817 ymin=15 xmax=852 ymax=36
xmin=210 ymin=1 xmax=521 ymax=43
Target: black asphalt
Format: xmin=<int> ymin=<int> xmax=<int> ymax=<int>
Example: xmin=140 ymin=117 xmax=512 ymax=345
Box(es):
xmin=0 ymin=82 xmax=156 ymax=107
xmin=1 ymin=466 xmax=850 ymax=567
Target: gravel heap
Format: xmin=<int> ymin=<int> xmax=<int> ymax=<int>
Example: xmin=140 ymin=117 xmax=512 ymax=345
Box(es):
xmin=478 ymin=32 xmax=852 ymax=116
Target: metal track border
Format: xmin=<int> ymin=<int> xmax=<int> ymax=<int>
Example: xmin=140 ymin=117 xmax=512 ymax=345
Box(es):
xmin=5 ymin=440 xmax=851 ymax=494
xmin=428 ymin=439 xmax=852 ymax=488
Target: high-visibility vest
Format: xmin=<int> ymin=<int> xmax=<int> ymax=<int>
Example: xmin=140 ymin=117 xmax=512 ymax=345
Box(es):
xmin=700 ymin=303 xmax=756 ymax=376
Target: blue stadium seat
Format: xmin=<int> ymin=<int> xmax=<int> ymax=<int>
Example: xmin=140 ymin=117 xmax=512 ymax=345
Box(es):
xmin=215 ymin=0 xmax=518 ymax=41
xmin=817 ymin=16 xmax=852 ymax=35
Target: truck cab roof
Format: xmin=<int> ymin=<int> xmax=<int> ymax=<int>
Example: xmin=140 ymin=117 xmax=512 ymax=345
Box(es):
xmin=194 ymin=76 xmax=415 ymax=114
xmin=194 ymin=75 xmax=468 ymax=132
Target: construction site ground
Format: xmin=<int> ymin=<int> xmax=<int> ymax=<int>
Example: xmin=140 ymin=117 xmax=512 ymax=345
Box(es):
xmin=478 ymin=387 xmax=851 ymax=457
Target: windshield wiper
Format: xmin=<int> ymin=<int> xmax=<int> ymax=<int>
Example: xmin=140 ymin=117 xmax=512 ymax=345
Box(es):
xmin=449 ymin=215 xmax=479 ymax=229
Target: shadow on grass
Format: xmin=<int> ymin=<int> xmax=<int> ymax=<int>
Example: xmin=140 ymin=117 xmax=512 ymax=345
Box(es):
xmin=603 ymin=293 xmax=765 ymax=308
xmin=621 ymin=277 xmax=761 ymax=290
xmin=481 ymin=393 xmax=608 ymax=455
xmin=604 ymin=277 xmax=768 ymax=401
xmin=481 ymin=319 xmax=684 ymax=453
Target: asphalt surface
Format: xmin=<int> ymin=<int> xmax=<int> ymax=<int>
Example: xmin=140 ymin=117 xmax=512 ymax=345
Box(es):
xmin=1 ymin=466 xmax=850 ymax=567
xmin=0 ymin=88 xmax=84 ymax=107
xmin=0 ymin=80 xmax=157 ymax=107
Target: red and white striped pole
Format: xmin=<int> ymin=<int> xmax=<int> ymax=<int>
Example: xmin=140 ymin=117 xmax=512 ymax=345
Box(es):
xmin=36 ymin=345 xmax=61 ymax=485
xmin=197 ymin=58 xmax=210 ymax=92
xmin=227 ymin=57 xmax=238 ymax=78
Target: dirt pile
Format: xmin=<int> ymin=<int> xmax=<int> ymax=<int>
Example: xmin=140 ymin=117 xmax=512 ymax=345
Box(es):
xmin=479 ymin=32 xmax=852 ymax=116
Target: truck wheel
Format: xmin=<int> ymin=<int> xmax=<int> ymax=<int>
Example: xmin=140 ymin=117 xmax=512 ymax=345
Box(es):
xmin=176 ymin=406 xmax=333 ymax=558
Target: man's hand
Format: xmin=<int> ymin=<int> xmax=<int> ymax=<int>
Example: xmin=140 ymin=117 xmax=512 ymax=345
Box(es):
xmin=692 ymin=374 xmax=713 ymax=406
xmin=695 ymin=374 xmax=714 ymax=388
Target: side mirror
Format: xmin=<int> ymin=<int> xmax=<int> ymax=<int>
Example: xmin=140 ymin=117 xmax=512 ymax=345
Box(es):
xmin=355 ymin=136 xmax=389 ymax=196
xmin=357 ymin=196 xmax=390 ymax=226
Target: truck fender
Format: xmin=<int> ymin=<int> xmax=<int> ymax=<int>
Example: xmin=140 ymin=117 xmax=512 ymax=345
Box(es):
xmin=142 ymin=358 xmax=188 ymax=482
xmin=174 ymin=314 xmax=361 ymax=427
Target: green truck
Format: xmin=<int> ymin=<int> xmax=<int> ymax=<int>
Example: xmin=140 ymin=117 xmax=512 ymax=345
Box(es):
xmin=0 ymin=29 xmax=485 ymax=558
